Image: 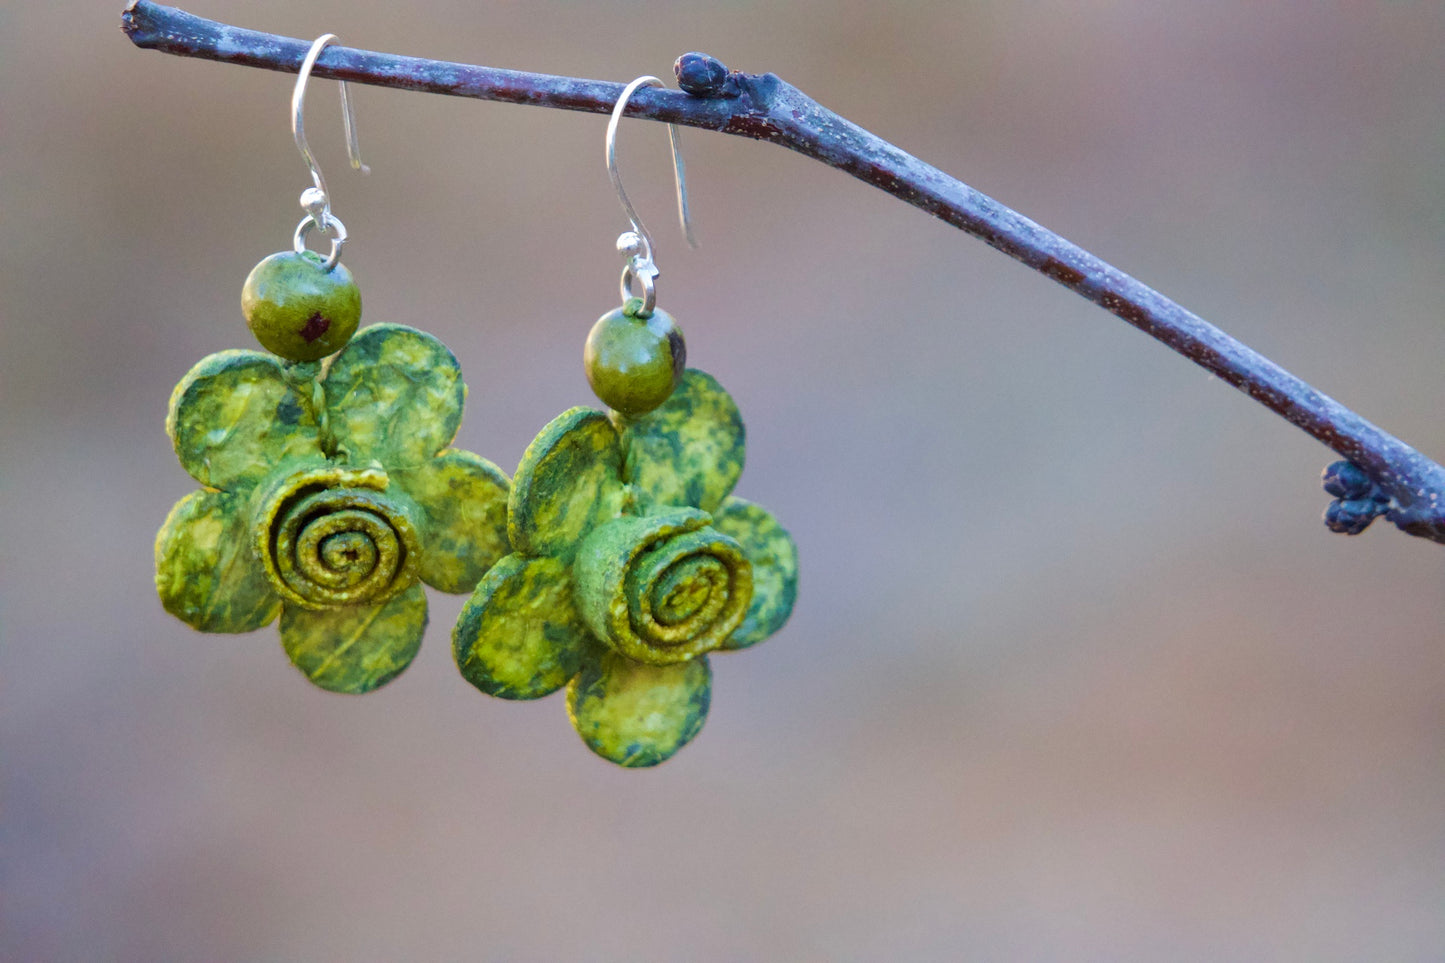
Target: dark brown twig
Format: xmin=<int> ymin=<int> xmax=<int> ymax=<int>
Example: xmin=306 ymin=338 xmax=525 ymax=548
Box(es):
xmin=121 ymin=0 xmax=1445 ymax=543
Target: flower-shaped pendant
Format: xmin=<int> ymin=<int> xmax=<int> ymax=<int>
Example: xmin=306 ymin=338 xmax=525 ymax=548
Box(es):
xmin=453 ymin=368 xmax=798 ymax=766
xmin=156 ymin=324 xmax=511 ymax=693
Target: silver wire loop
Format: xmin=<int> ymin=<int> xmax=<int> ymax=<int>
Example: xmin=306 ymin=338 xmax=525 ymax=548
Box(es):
xmin=293 ymin=213 xmax=349 ymax=271
xmin=606 ymin=75 xmax=696 ymax=316
xmin=620 ymin=265 xmax=657 ymax=313
xmin=292 ymin=34 xmax=368 ymax=271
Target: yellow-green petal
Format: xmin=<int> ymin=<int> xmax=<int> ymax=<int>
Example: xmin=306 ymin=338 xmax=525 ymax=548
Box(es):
xmin=155 ymin=489 xmax=281 ymax=632
xmin=508 ymin=407 xmax=627 ymax=562
xmin=453 ymin=554 xmax=588 ymax=700
xmin=166 ymin=350 xmax=322 ymax=491
xmin=566 ymin=649 xmax=711 ymax=767
xmin=713 ymin=497 xmax=799 ymax=649
xmin=279 ymin=583 xmax=428 ymax=693
xmin=323 ymin=324 xmax=465 ymax=469
xmin=393 ymin=449 xmax=511 ymax=594
xmin=621 ymin=368 xmax=744 ymax=513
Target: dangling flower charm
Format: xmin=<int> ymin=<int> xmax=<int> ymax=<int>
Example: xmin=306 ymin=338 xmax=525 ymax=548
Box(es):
xmin=458 ymin=76 xmax=799 ymax=766
xmin=156 ymin=323 xmax=511 ymax=693
xmin=453 ymin=358 xmax=798 ymax=767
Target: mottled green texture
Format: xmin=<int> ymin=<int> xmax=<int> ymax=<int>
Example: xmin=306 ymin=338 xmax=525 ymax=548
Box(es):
xmin=395 ymin=450 xmax=510 ymax=594
xmin=712 ymin=497 xmax=799 ymax=649
xmin=454 ymin=365 xmax=795 ymax=766
xmin=623 ymin=369 xmax=745 ymax=514
xmin=572 ymin=509 xmax=751 ymax=666
xmin=255 ymin=466 xmax=420 ymax=610
xmin=280 ymin=583 xmax=428 ymax=693
xmin=324 ymin=324 xmax=465 ymax=470
xmin=157 ymin=324 xmax=510 ymax=693
xmin=155 ymin=490 xmax=281 ymax=632
xmin=242 ymin=251 xmax=361 ymax=361
xmin=566 ymin=649 xmax=712 ymax=768
xmin=453 ymin=555 xmax=586 ymax=699
xmin=507 ymin=408 xmax=627 ymax=561
xmin=166 ymin=350 xmax=323 ymax=490
xmin=584 ymin=304 xmax=685 ymax=416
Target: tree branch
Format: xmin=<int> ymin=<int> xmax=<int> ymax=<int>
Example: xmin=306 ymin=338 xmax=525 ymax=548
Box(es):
xmin=121 ymin=0 xmax=1445 ymax=543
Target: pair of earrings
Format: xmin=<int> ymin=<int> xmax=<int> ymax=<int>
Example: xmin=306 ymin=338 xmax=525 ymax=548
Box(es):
xmin=154 ymin=41 xmax=798 ymax=768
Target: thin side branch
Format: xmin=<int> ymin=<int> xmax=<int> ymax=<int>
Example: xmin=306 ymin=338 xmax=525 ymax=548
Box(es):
xmin=121 ymin=1 xmax=1445 ymax=543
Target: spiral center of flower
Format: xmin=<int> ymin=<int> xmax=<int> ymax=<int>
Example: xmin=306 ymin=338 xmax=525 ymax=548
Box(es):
xmin=257 ymin=468 xmax=421 ymax=610
xmin=318 ymin=530 xmax=378 ymax=584
xmin=652 ymin=555 xmax=724 ymax=627
xmin=573 ymin=509 xmax=755 ymax=666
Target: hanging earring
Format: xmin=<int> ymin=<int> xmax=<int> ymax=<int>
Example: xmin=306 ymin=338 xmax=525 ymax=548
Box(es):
xmin=453 ymin=76 xmax=799 ymax=767
xmin=155 ymin=35 xmax=511 ymax=694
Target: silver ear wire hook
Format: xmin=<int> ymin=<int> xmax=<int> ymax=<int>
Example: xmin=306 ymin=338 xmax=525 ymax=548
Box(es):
xmin=291 ymin=34 xmax=368 ymax=271
xmin=607 ymin=75 xmax=697 ymax=316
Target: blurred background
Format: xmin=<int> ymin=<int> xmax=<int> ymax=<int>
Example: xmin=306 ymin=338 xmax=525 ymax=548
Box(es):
xmin=4 ymin=2 xmax=1444 ymax=959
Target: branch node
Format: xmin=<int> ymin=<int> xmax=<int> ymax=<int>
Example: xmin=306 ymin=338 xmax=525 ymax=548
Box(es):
xmin=734 ymin=71 xmax=784 ymax=108
xmin=1322 ymin=460 xmax=1391 ymax=535
xmin=674 ymin=52 xmax=735 ymax=99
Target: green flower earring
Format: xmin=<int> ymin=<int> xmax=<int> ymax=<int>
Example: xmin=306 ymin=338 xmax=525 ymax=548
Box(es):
xmin=155 ymin=36 xmax=511 ymax=693
xmin=453 ymin=77 xmax=799 ymax=767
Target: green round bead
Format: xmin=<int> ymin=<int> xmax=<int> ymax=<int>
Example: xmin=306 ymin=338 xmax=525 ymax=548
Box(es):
xmin=241 ymin=251 xmax=361 ymax=362
xmin=584 ymin=301 xmax=686 ymax=417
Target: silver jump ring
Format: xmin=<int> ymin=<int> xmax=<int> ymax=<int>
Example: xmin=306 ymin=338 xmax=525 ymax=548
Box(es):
xmin=620 ymin=262 xmax=658 ymax=314
xmin=293 ymin=213 xmax=348 ymax=271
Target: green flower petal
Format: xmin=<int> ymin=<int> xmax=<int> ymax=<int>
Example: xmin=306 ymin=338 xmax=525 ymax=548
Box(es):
xmin=394 ymin=449 xmax=511 ymax=594
xmin=565 ymin=649 xmax=711 ymax=767
xmin=621 ymin=368 xmax=745 ymax=513
xmin=279 ymin=583 xmax=428 ymax=693
xmin=323 ymin=324 xmax=465 ymax=469
xmin=453 ymin=554 xmax=588 ymax=700
xmin=508 ymin=407 xmax=627 ymax=562
xmin=155 ymin=489 xmax=281 ymax=632
xmin=166 ymin=350 xmax=322 ymax=491
xmin=713 ymin=497 xmax=799 ymax=649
